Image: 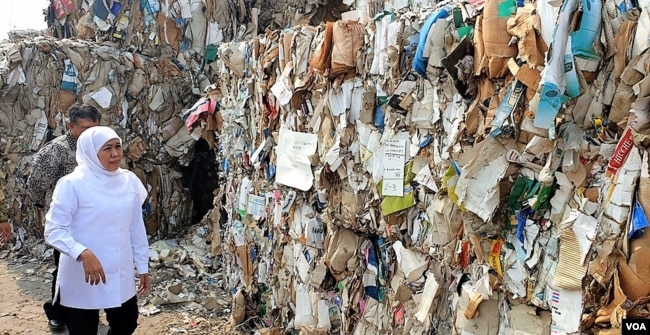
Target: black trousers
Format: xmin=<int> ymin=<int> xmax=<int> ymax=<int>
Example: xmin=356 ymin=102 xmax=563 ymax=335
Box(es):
xmin=43 ymin=249 xmax=63 ymax=321
xmin=60 ymin=295 xmax=139 ymax=335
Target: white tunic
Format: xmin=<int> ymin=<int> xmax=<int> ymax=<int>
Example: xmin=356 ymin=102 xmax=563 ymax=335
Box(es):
xmin=45 ymin=171 xmax=149 ymax=309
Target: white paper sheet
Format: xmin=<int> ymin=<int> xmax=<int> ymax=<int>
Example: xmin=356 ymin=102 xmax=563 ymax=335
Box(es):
xmin=306 ymin=217 xmax=325 ymax=249
xmin=414 ymin=273 xmax=440 ymax=322
xmin=238 ymin=177 xmax=252 ymax=215
xmin=549 ymin=288 xmax=582 ymax=334
xmin=414 ymin=164 xmax=439 ymax=192
xmin=31 ymin=110 xmax=48 ymax=149
xmin=392 ymin=241 xmax=428 ymax=282
xmin=91 ymin=86 xmax=113 ymax=109
xmin=294 ymin=283 xmax=315 ymax=327
xmin=569 ymin=210 xmax=599 ymax=265
xmin=455 ymin=138 xmax=509 ymax=221
xmin=270 ymin=79 xmax=293 ymax=106
xmin=276 ymin=128 xmax=318 ymax=191
xmin=246 ymin=194 xmax=266 ymax=220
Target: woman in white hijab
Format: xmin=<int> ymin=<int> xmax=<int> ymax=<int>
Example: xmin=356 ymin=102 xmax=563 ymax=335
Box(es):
xmin=45 ymin=126 xmax=150 ymax=335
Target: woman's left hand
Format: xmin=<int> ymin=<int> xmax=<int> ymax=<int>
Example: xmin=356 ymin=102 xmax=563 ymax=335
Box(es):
xmin=138 ymin=274 xmax=150 ymax=295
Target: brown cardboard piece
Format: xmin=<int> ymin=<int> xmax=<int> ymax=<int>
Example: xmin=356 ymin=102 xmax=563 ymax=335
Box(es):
xmin=504 ymin=304 xmax=547 ymax=335
xmin=465 ymin=97 xmax=484 ymax=136
xmin=465 ymin=77 xmax=493 ymax=136
xmin=508 ymin=58 xmax=541 ymax=100
xmin=324 ymin=228 xmax=361 ymax=279
xmin=552 ymin=229 xmax=587 ymax=290
xmin=331 ymin=21 xmax=364 ymax=77
xmin=58 ymin=90 xmax=76 ymax=113
xmin=633 ymin=54 xmax=650 ymax=97
xmin=618 ymin=254 xmax=650 ymax=301
xmin=474 ymin=0 xmax=517 ymax=78
xmin=481 ymin=0 xmax=517 ymax=58
xmin=613 ymin=21 xmax=637 ymax=80
xmin=235 ymin=245 xmax=254 ymax=287
xmin=629 ymin=177 xmax=650 ymax=282
xmin=596 ymin=268 xmax=627 ymax=326
xmin=455 ymin=283 xmax=499 ymax=335
xmin=598 ymin=329 xmax=623 ymax=335
xmin=310 ymin=22 xmax=334 ymax=73
xmin=157 ymin=13 xmax=182 ymax=53
xmin=506 ymin=4 xmax=547 ymax=67
xmin=232 ymin=288 xmax=246 ymax=324
xmin=463 ymin=293 xmax=485 ymax=319
xmin=621 ymin=55 xmax=645 ymax=86
xmin=360 ymin=83 xmax=376 ymax=124
xmin=430 ymin=194 xmax=463 ymax=245
xmin=609 ymin=84 xmax=635 ymax=124
xmin=571 ymin=86 xmax=595 ymax=127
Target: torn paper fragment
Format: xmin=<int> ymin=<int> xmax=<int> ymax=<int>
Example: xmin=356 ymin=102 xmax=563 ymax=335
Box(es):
xmin=569 ymin=211 xmax=599 ymax=265
xmin=455 ymin=138 xmax=509 ymax=221
xmin=549 ymin=172 xmax=573 ymax=224
xmin=30 ymin=110 xmax=48 ymax=150
xmin=246 ymin=194 xmax=266 ymax=220
xmin=317 ymin=300 xmax=331 ymax=329
xmin=454 ymin=283 xmax=499 ymax=335
xmin=428 ymin=195 xmax=462 ymax=245
xmin=503 ymin=236 xmax=527 ymax=298
xmin=552 ymin=228 xmax=587 ymax=290
xmin=295 ymin=244 xmax=311 ymax=283
xmin=61 ymin=59 xmax=81 ymax=94
xmin=392 ymin=241 xmax=428 ymax=282
xmin=325 ymin=136 xmax=343 ymax=171
xmin=505 ymin=305 xmax=547 ymax=335
xmin=276 ymin=128 xmax=318 ymax=191
xmin=414 ymin=273 xmax=439 ymax=322
xmin=238 ymin=177 xmax=252 ymax=217
xmin=231 ymin=220 xmax=246 ymax=247
xmin=305 ymin=217 xmax=325 ymax=249
xmin=270 ymin=78 xmax=293 ymax=105
xmin=91 ymin=86 xmax=113 ymax=109
xmin=549 ymin=289 xmax=582 ymax=334
xmin=329 ymin=81 xmax=354 ymax=117
xmin=294 ymin=283 xmax=316 ymax=327
xmin=7 ymin=65 xmax=26 ymax=85
xmin=414 ymin=164 xmax=439 ymax=192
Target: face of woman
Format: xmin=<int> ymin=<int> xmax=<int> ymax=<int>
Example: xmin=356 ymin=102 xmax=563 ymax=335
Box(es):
xmin=97 ymin=138 xmax=123 ymax=171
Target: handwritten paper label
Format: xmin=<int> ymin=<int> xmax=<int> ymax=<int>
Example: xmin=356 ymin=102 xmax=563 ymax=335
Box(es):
xmin=382 ymin=139 xmax=406 ymax=196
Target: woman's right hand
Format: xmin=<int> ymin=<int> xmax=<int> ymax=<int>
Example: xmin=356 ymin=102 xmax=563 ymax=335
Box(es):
xmin=78 ymin=249 xmax=106 ymax=285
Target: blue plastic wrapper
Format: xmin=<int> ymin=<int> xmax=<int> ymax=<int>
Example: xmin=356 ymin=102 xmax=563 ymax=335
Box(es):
xmin=412 ymin=6 xmax=452 ymax=79
xmin=629 ymin=200 xmax=649 ymax=239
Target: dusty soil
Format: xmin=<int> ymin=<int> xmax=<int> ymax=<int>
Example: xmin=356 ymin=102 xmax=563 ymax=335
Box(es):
xmin=0 ymin=254 xmax=239 ymax=335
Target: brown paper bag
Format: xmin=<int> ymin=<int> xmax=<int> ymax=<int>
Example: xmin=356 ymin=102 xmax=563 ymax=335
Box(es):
xmin=331 ymin=21 xmax=364 ymax=77
xmin=310 ymin=22 xmax=333 ymax=72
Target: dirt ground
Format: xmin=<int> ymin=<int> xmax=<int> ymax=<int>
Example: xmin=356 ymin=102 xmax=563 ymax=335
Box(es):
xmin=0 ymin=255 xmax=239 ymax=335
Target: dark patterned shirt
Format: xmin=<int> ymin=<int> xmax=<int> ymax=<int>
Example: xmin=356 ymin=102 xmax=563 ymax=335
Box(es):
xmin=27 ymin=133 xmax=78 ymax=211
xmin=0 ymin=186 xmax=7 ymax=222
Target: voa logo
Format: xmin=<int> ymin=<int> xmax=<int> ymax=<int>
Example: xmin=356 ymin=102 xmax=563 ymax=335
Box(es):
xmin=625 ymin=322 xmax=647 ymax=331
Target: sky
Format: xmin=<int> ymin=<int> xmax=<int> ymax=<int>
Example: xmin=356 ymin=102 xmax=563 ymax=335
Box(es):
xmin=0 ymin=0 xmax=50 ymax=41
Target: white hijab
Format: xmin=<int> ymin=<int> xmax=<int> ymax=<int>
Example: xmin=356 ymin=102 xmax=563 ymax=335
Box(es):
xmin=74 ymin=126 xmax=147 ymax=202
